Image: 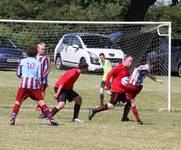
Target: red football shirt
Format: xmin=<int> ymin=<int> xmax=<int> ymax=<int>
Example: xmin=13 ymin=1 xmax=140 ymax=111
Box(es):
xmin=106 ymin=64 xmax=130 ymax=93
xmin=54 ymin=68 xmax=80 ymax=90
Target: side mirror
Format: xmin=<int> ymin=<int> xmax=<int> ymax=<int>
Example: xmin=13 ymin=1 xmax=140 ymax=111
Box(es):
xmin=73 ymin=44 xmax=79 ymax=49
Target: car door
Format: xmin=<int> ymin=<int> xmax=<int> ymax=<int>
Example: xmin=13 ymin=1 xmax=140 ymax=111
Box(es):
xmin=70 ymin=36 xmax=84 ymax=67
xmin=61 ymin=35 xmax=74 ymax=66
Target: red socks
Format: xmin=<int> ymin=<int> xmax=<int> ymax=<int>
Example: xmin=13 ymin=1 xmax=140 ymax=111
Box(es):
xmin=131 ymin=105 xmax=141 ymax=122
xmin=12 ymin=104 xmax=21 ymax=119
xmin=41 ymin=104 xmax=53 ymax=120
xmin=95 ymin=104 xmax=108 ymax=113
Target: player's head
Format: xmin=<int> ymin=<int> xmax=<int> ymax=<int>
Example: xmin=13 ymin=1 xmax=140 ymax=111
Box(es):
xmin=147 ymin=51 xmax=157 ymax=69
xmin=27 ymin=45 xmax=38 ymax=57
xmin=37 ymin=42 xmax=46 ymax=54
xmin=123 ymin=55 xmax=133 ymax=68
xmin=78 ymin=60 xmax=89 ymax=74
xmin=147 ymin=59 xmax=157 ymax=69
xmin=99 ymin=53 xmax=105 ymax=63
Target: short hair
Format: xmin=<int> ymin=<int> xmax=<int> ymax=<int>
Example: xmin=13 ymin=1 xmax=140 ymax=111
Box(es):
xmin=37 ymin=42 xmax=46 ymax=47
xmin=26 ymin=45 xmax=38 ymax=57
xmin=78 ymin=60 xmax=89 ymax=70
xmin=147 ymin=51 xmax=157 ymax=64
xmin=124 ymin=55 xmax=133 ymax=60
xmin=147 ymin=59 xmax=157 ymax=65
xmin=99 ymin=53 xmax=105 ymax=57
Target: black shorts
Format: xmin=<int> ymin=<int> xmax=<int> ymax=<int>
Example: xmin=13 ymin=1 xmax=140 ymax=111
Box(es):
xmin=54 ymin=88 xmax=79 ymax=103
xmin=109 ymin=92 xmax=126 ymax=105
xmin=100 ymin=81 xmax=111 ymax=89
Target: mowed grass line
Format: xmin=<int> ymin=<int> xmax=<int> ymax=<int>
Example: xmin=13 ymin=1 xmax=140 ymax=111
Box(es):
xmin=0 ymin=69 xmax=181 ymax=150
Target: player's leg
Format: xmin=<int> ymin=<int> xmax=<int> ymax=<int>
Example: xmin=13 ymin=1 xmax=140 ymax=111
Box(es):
xmin=88 ymin=92 xmax=118 ymax=121
xmin=99 ymin=87 xmax=104 ymax=105
xmin=122 ymin=101 xmax=131 ymax=121
xmin=30 ymin=88 xmax=59 ymax=125
xmin=51 ymin=89 xmax=67 ymax=117
xmin=71 ymin=95 xmax=82 ymax=122
xmin=99 ymin=81 xmax=105 ymax=105
xmin=123 ymin=84 xmax=143 ymax=124
xmin=10 ymin=88 xmax=28 ymax=125
xmin=64 ymin=90 xmax=83 ymax=122
xmin=36 ymin=83 xmax=47 ymax=112
xmin=38 ymin=100 xmax=59 ymax=126
xmin=130 ymin=99 xmax=142 ymax=125
xmin=120 ymin=93 xmax=131 ymax=121
xmin=51 ymin=101 xmax=65 ymax=116
xmin=10 ymin=101 xmax=22 ymax=125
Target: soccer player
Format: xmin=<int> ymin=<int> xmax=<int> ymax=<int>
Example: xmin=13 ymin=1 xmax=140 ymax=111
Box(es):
xmin=123 ymin=59 xmax=163 ymax=125
xmin=35 ymin=43 xmax=51 ymax=113
xmin=99 ymin=53 xmax=112 ymax=105
xmin=50 ymin=60 xmax=89 ymax=123
xmin=10 ymin=45 xmax=58 ymax=126
xmin=36 ymin=42 xmax=50 ymax=93
xmin=88 ymin=56 xmax=133 ymax=121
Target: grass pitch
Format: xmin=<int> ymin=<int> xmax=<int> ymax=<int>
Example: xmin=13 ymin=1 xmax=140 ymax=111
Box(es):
xmin=0 ymin=68 xmax=181 ymax=150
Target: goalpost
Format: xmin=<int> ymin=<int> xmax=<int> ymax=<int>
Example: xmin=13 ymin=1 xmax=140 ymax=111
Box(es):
xmin=0 ymin=20 xmax=171 ymax=111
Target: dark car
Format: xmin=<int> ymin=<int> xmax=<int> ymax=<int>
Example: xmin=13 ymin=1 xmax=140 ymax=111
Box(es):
xmin=171 ymin=39 xmax=181 ymax=77
xmin=0 ymin=35 xmax=24 ymax=69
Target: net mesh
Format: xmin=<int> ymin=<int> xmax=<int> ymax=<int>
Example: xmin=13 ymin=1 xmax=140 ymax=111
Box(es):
xmin=0 ymin=20 xmax=170 ymax=110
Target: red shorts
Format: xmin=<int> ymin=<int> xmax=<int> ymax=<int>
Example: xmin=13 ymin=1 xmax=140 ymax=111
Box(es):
xmin=125 ymin=84 xmax=143 ymax=100
xmin=16 ymin=87 xmax=44 ymax=102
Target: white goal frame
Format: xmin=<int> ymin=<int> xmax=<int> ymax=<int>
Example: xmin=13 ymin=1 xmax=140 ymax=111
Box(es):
xmin=0 ymin=20 xmax=172 ymax=111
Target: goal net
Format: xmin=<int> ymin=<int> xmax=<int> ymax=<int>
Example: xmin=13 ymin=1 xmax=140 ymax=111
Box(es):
xmin=0 ymin=20 xmax=171 ymax=111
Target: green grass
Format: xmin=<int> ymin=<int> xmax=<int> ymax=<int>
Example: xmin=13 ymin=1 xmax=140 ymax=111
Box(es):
xmin=0 ymin=68 xmax=181 ymax=150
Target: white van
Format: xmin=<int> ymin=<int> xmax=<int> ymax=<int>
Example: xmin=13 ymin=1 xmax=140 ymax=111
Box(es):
xmin=54 ymin=33 xmax=125 ymax=71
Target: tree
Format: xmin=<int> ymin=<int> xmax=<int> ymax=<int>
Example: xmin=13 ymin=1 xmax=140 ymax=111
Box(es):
xmin=124 ymin=0 xmax=180 ymax=21
xmin=124 ymin=0 xmax=157 ymax=21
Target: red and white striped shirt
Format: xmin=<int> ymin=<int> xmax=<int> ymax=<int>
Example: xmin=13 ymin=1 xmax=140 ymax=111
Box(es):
xmin=129 ymin=64 xmax=150 ymax=86
xmin=37 ymin=55 xmax=50 ymax=84
xmin=17 ymin=57 xmax=42 ymax=89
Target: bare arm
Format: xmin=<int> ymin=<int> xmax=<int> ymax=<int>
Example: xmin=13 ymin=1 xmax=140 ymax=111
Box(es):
xmin=147 ymin=74 xmax=164 ymax=84
xmin=54 ymin=84 xmax=63 ymax=99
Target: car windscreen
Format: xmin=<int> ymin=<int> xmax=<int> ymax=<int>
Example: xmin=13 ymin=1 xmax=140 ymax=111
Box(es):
xmin=0 ymin=37 xmax=16 ymax=48
xmin=81 ymin=35 xmax=114 ymax=49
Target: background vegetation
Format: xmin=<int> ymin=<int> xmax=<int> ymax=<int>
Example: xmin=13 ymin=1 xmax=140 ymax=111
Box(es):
xmin=0 ymin=0 xmax=180 ymax=38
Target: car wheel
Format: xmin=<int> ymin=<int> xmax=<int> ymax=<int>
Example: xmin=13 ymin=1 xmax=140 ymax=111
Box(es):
xmin=56 ymin=56 xmax=63 ymax=70
xmin=178 ymin=64 xmax=181 ymax=77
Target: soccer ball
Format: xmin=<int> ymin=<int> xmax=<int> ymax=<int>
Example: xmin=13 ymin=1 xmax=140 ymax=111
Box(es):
xmin=121 ymin=77 xmax=129 ymax=86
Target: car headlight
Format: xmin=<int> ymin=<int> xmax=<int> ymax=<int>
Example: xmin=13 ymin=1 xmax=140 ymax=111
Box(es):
xmin=87 ymin=52 xmax=100 ymax=65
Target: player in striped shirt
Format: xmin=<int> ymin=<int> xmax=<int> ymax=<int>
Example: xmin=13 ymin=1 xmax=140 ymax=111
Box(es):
xmin=123 ymin=59 xmax=163 ymax=125
xmin=99 ymin=53 xmax=112 ymax=105
xmin=35 ymin=43 xmax=51 ymax=113
xmin=36 ymin=43 xmax=50 ymax=92
xmin=10 ymin=45 xmax=58 ymax=126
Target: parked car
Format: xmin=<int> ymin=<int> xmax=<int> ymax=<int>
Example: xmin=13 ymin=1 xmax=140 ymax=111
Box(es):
xmin=0 ymin=35 xmax=25 ymax=69
xmin=171 ymin=39 xmax=181 ymax=77
xmin=54 ymin=33 xmax=125 ymax=71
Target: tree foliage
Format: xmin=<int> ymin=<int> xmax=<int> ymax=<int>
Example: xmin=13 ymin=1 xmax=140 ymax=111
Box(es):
xmin=0 ymin=0 xmax=180 ymax=38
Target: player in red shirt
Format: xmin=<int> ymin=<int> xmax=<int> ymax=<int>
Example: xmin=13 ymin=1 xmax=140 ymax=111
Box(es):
xmin=88 ymin=56 xmax=133 ymax=121
xmin=50 ymin=60 xmax=89 ymax=123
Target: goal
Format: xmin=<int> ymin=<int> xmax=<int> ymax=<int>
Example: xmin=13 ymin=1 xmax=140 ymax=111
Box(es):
xmin=0 ymin=20 xmax=171 ymax=111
